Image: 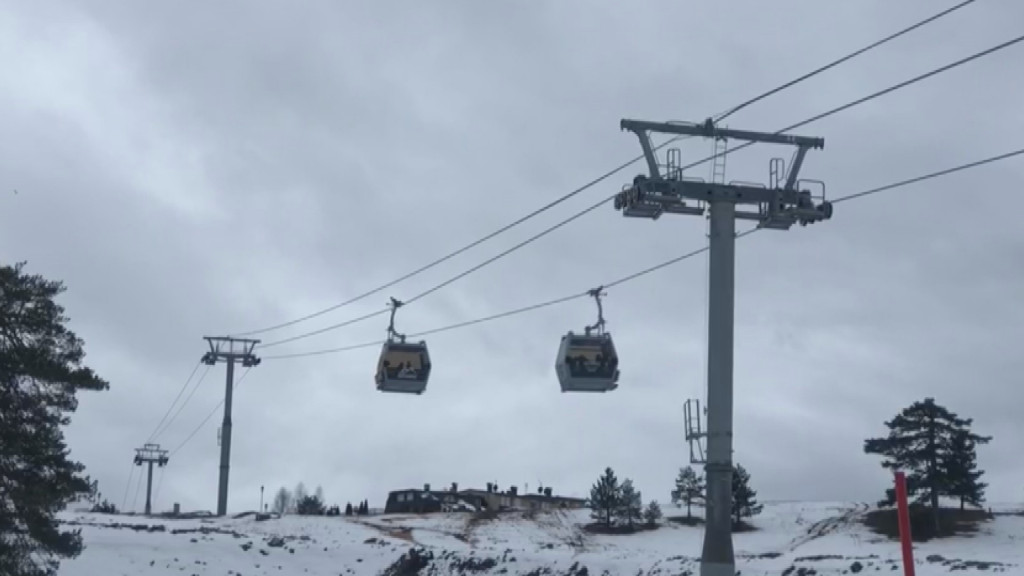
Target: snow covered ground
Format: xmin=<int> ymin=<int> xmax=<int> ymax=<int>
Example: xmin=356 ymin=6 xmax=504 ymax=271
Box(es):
xmin=56 ymin=501 xmax=1024 ymax=575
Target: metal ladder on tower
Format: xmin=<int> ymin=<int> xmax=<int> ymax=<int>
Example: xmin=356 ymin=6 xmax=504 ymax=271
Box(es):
xmin=710 ymin=127 xmax=728 ymax=185
xmin=683 ymin=398 xmax=707 ymax=464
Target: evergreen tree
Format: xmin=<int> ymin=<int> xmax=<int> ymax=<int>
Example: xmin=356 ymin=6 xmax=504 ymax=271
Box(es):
xmin=314 ymin=485 xmax=324 ymax=505
xmin=345 ymin=502 xmax=353 ymax=516
xmin=944 ymin=428 xmax=989 ymax=510
xmin=673 ymin=466 xmax=706 ymax=519
xmin=89 ymin=499 xmax=118 ymax=514
xmin=731 ymin=463 xmax=763 ymax=527
xmin=0 ymin=262 xmax=110 ymax=576
xmin=617 ymin=479 xmax=643 ymax=529
xmin=863 ymin=397 xmax=991 ymax=531
xmin=643 ymin=500 xmax=662 ymax=527
xmin=296 ymin=495 xmax=325 ymax=516
xmin=589 ymin=467 xmax=620 ymax=526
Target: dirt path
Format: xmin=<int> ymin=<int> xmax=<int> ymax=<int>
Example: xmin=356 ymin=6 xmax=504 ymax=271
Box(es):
xmin=780 ymin=502 xmax=870 ymax=553
xmin=351 ymin=519 xmax=420 ymax=545
xmin=353 ymin=517 xmax=473 ymax=549
xmin=531 ymin=510 xmax=590 ymax=554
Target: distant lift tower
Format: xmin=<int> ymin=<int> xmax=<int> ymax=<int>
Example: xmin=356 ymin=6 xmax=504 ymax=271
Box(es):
xmin=201 ymin=336 xmax=261 ymax=517
xmin=133 ymin=443 xmax=169 ymax=516
xmin=613 ymin=118 xmax=833 ymax=576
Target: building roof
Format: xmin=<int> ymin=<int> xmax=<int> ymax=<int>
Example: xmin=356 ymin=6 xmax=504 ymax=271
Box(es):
xmin=389 ymin=486 xmax=586 ymax=503
xmin=519 ymin=493 xmax=587 ymax=502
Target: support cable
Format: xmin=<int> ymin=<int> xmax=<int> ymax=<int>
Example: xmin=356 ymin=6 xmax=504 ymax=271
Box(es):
xmin=168 ymin=367 xmax=253 ymax=457
xmin=229 ymin=2 xmax=977 ymax=339
xmin=131 ymin=465 xmax=145 ymax=513
xmin=153 ymin=467 xmax=165 ymax=513
xmin=261 ymin=147 xmax=1024 ymax=360
xmin=145 ymin=360 xmax=202 ymax=444
xmin=149 ymin=364 xmax=213 ymax=442
xmin=256 ymin=35 xmax=1024 ymax=350
xmin=714 ymin=0 xmax=978 ymax=122
xmin=120 ymin=462 xmax=135 ymax=513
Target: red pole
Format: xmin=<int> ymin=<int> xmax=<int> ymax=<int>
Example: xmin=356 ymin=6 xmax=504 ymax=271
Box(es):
xmin=895 ymin=471 xmax=915 ymax=576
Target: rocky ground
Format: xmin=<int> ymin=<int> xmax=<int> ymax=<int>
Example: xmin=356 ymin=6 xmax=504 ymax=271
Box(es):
xmin=55 ymin=502 xmax=1024 ymax=575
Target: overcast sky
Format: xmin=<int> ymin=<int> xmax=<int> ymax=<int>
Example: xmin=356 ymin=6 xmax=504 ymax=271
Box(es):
xmin=2 ymin=0 xmax=1022 ymax=516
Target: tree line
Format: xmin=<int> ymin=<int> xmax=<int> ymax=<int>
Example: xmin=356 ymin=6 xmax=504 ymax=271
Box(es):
xmin=588 ymin=467 xmax=662 ymax=531
xmin=669 ymin=462 xmax=762 ymax=529
xmin=665 ymin=396 xmax=992 ymax=535
xmin=270 ymin=482 xmax=370 ymax=517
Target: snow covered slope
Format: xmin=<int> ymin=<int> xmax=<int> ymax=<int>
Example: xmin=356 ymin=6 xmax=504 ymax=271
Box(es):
xmin=57 ymin=501 xmax=1024 ymax=575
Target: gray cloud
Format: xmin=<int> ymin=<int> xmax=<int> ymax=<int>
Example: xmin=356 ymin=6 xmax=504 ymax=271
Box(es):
xmin=1 ymin=0 xmax=1022 ymax=516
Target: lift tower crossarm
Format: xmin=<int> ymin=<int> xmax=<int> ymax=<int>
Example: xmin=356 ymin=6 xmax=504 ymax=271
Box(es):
xmin=620 ymin=118 xmax=825 ymax=195
xmin=620 ymin=118 xmax=825 ymax=149
xmin=614 ymin=117 xmax=833 ymax=231
xmin=631 ymin=126 xmax=662 ymax=179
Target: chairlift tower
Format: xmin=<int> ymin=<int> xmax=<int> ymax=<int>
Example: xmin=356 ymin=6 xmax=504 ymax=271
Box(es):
xmin=201 ymin=336 xmax=261 ymax=516
xmin=613 ymin=117 xmax=832 ymax=576
xmin=133 ymin=443 xmax=169 ymax=516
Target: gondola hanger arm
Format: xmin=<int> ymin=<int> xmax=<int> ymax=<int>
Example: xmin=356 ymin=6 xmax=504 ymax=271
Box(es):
xmin=387 ymin=297 xmax=407 ymax=343
xmin=584 ymin=286 xmax=607 ymax=336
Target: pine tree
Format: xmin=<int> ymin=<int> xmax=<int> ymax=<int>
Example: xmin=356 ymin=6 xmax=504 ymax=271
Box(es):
xmin=617 ymin=479 xmax=643 ymax=529
xmin=731 ymin=463 xmax=763 ymax=527
xmin=643 ymin=500 xmax=662 ymax=527
xmin=90 ymin=499 xmax=118 ymax=514
xmin=296 ymin=495 xmax=325 ymax=516
xmin=863 ymin=397 xmax=991 ymax=531
xmin=589 ymin=467 xmax=620 ymax=526
xmin=314 ymin=485 xmax=325 ymax=505
xmin=944 ymin=428 xmax=989 ymax=510
xmin=673 ymin=466 xmax=706 ymax=519
xmin=0 ymin=262 xmax=110 ymax=576
xmin=345 ymin=502 xmax=353 ymax=516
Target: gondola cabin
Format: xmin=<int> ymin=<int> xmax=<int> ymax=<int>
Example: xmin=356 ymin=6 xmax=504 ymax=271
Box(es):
xmin=555 ymin=332 xmax=619 ymax=392
xmin=375 ymin=340 xmax=431 ymax=394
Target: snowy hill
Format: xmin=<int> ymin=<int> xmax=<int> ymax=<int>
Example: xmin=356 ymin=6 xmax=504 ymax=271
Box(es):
xmin=57 ymin=501 xmax=1024 ymax=575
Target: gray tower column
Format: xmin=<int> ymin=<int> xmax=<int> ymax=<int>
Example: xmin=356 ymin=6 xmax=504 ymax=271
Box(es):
xmin=217 ymin=359 xmax=235 ymax=517
xmin=701 ymin=199 xmax=737 ymax=576
xmin=144 ymin=461 xmax=155 ymax=516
